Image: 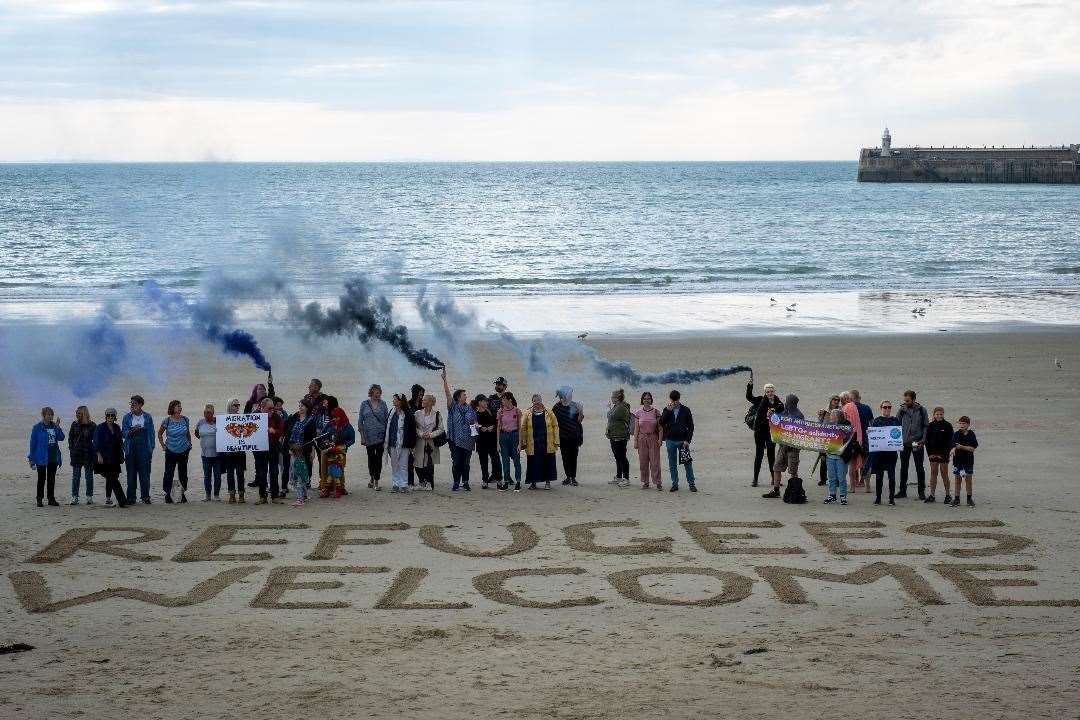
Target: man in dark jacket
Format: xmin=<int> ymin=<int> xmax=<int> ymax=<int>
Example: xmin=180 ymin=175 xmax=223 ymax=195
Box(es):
xmin=897 ymin=389 xmax=929 ymax=499
xmin=659 ymin=390 xmax=696 ymax=492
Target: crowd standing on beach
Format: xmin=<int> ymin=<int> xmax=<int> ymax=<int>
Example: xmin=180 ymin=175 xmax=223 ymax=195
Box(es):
xmin=26 ymin=367 xmax=979 ymax=510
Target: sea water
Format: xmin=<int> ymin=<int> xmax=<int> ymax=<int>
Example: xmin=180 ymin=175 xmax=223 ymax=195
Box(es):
xmin=1 ymin=161 xmax=1078 ymax=332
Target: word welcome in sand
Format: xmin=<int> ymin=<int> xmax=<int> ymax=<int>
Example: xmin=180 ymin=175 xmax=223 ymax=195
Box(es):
xmin=10 ymin=520 xmax=1079 ymax=613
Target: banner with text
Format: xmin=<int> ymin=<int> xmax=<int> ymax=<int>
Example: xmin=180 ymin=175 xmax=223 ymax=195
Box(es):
xmin=867 ymin=425 xmax=904 ymax=452
xmin=768 ymin=413 xmax=852 ymax=455
xmin=217 ymin=413 xmax=269 ymax=453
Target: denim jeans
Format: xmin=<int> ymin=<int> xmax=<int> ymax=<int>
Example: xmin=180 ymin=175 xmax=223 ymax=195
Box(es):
xmin=201 ymin=456 xmax=222 ymax=496
xmin=125 ymin=444 xmax=152 ymax=501
xmin=450 ymin=443 xmax=472 ymax=489
xmin=826 ymin=455 xmax=847 ymax=498
xmin=665 ymin=440 xmax=695 ymax=488
xmin=71 ymin=463 xmax=94 ymax=498
xmin=499 ymin=431 xmax=522 ymax=483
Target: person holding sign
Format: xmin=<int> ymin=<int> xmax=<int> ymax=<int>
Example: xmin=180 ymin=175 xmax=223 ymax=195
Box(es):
xmin=746 ymin=376 xmax=783 ymax=487
xmin=869 ymin=401 xmax=902 ymax=505
xmin=221 ymin=398 xmax=248 ymax=504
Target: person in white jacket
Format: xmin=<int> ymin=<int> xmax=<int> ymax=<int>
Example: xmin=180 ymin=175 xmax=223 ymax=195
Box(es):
xmin=384 ymin=394 xmax=415 ymax=493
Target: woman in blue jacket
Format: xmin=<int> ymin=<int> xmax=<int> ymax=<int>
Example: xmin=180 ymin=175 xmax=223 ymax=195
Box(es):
xmin=28 ymin=406 xmax=65 ymax=507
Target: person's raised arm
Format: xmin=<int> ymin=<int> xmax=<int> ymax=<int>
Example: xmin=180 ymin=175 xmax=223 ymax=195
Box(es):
xmin=440 ymin=366 xmax=452 ymax=406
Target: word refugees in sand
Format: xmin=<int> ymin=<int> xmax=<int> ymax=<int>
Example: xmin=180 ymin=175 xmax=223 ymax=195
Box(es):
xmin=10 ymin=519 xmax=1078 ymax=613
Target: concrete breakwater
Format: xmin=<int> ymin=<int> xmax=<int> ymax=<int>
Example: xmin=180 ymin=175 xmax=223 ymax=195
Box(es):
xmin=857 ymin=128 xmax=1079 ymax=183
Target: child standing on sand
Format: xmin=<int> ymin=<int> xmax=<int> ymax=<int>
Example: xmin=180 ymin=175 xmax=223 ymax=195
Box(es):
xmin=290 ymin=444 xmax=310 ymax=506
xmin=950 ymin=415 xmax=979 ymax=507
xmin=924 ymin=407 xmax=953 ymax=504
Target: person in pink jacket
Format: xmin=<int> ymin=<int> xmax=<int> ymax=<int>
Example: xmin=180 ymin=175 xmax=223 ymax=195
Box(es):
xmin=631 ymin=391 xmax=663 ymax=490
xmin=840 ymin=391 xmax=866 ymax=493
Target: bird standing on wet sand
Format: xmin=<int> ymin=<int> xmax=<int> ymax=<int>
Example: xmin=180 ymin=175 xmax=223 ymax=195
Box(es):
xmin=786 ymin=303 xmax=797 ymax=312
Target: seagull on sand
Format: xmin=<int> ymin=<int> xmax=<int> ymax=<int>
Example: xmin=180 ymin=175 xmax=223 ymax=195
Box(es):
xmin=1054 ymin=357 xmax=1063 ymax=369
xmin=577 ymin=332 xmax=588 ymax=340
xmin=786 ymin=304 xmax=797 ymax=312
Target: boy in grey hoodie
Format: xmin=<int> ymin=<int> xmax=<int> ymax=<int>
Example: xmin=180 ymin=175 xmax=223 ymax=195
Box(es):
xmin=897 ymin=390 xmax=929 ymax=499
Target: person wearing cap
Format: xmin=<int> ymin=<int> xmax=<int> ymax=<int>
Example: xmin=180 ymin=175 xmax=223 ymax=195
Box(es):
xmin=93 ymin=407 xmax=127 ymax=507
xmin=552 ymin=386 xmax=584 ymax=486
xmin=486 ymin=377 xmax=508 ymax=486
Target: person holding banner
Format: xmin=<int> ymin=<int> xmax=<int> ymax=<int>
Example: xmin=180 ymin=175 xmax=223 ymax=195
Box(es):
xmin=869 ymin=401 xmax=902 ymax=505
xmin=763 ymin=393 xmax=803 ymax=499
xmin=823 ymin=408 xmax=851 ymax=505
xmin=221 ymin=398 xmax=248 ymax=504
xmin=815 ymin=395 xmax=842 ymax=486
xmin=253 ymin=397 xmax=284 ymax=504
xmin=746 ymin=377 xmax=783 ymax=487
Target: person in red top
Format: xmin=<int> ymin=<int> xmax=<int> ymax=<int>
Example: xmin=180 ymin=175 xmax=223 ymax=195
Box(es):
xmin=254 ymin=397 xmax=286 ymax=504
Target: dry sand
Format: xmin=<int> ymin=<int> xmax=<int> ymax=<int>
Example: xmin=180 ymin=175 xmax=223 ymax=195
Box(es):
xmin=1 ymin=329 xmax=1079 ymax=719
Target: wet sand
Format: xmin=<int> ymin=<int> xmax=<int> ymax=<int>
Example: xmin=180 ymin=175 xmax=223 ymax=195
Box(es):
xmin=1 ymin=329 xmax=1078 ymax=719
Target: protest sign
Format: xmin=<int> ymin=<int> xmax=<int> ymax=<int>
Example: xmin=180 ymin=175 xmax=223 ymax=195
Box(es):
xmin=867 ymin=425 xmax=904 ymax=452
xmin=216 ymin=413 xmax=269 ymax=453
xmin=768 ymin=413 xmax=851 ymax=455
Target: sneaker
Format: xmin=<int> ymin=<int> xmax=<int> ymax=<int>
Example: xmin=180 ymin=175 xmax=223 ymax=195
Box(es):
xmin=641 ymin=484 xmax=651 ymax=490
xmin=951 ymin=497 xmax=961 ymax=507
xmin=203 ymin=494 xmax=211 ymax=502
xmin=390 ymin=486 xmax=399 ymax=493
xmin=141 ymin=497 xmax=151 ymax=505
xmin=689 ymin=485 xmax=698 ymax=493
xmin=943 ymin=494 xmax=952 ymax=505
xmin=463 ymin=484 xmax=471 ymax=492
xmin=86 ymin=496 xmax=93 ymax=505
xmin=894 ymin=491 xmax=908 ymax=499
xmin=918 ymin=493 xmax=926 ymax=501
xmin=514 ymin=483 xmax=521 ymax=493
xmin=562 ymin=479 xmax=572 ymax=486
xmin=105 ymin=498 xmax=114 ymax=507
xmin=966 ymin=497 xmax=975 ymax=507
xmin=179 ymin=493 xmax=187 ymax=504
xmin=840 ymin=497 xmax=848 ymax=505
xmin=751 ymin=479 xmax=758 ymax=487
xmin=670 ymin=486 xmax=679 ymax=492
xmin=70 ymin=497 xmax=79 ymax=506
xmin=924 ymin=495 xmax=935 ymax=503
xmin=817 ymin=478 xmax=827 ymax=486
xmin=570 ymin=479 xmax=579 ymax=487
xmin=608 ymin=476 xmax=620 ymax=485
xmin=292 ymin=498 xmax=305 ymax=507
xmin=247 ymin=481 xmax=259 ymax=488
xmin=656 ymin=484 xmax=663 ymax=491
xmin=528 ymin=483 xmax=537 ymax=490
xmin=452 ymin=484 xmax=460 ymax=492
xmin=48 ymin=498 xmax=60 ymax=506
xmin=888 ymin=499 xmax=896 ymax=506
xmin=482 ymin=483 xmax=489 ymax=490
xmin=873 ymin=498 xmax=881 ymax=505
xmin=497 ymin=484 xmax=506 ymax=493
xmin=402 ymin=487 xmax=410 ymax=494
xmin=164 ymin=495 xmax=174 ymax=504
xmin=545 ymin=481 xmax=551 ymax=490
xmin=617 ymin=479 xmax=630 ymax=488
xmin=255 ymin=497 xmax=269 ymax=505
xmin=237 ymin=494 xmax=245 ymax=504
xmin=824 ymin=495 xmax=837 ymax=504
xmin=761 ymin=489 xmax=780 ymax=499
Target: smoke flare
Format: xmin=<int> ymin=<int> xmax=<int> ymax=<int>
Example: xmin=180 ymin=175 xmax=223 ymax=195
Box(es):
xmin=290 ymin=277 xmax=444 ymax=370
xmin=580 ymin=346 xmax=751 ymax=386
xmin=143 ymin=280 xmax=272 ymax=370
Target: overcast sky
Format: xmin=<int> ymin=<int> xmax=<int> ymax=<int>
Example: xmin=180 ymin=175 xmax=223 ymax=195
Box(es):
xmin=0 ymin=0 xmax=1076 ymax=161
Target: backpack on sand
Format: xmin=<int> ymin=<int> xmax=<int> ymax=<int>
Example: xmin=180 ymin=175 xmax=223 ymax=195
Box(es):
xmin=782 ymin=476 xmax=807 ymax=504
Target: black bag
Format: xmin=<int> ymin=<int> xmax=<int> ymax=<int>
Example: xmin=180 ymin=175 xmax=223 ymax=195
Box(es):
xmin=743 ymin=405 xmax=757 ymax=431
xmin=782 ymin=476 xmax=807 ymax=504
xmin=840 ymin=438 xmax=860 ymax=463
xmin=432 ymin=411 xmax=449 ymax=447
xmin=678 ymin=444 xmax=693 ymax=465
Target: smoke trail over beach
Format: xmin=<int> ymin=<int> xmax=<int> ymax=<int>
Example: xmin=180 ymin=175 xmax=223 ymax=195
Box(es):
xmin=485 ymin=320 xmax=550 ymax=373
xmin=143 ymin=280 xmax=272 ymax=370
xmin=0 ymin=303 xmax=130 ymax=402
xmin=416 ymin=284 xmax=475 ymax=346
xmin=290 ymin=277 xmax=444 ymax=370
xmin=579 ymin=345 xmax=751 ymax=386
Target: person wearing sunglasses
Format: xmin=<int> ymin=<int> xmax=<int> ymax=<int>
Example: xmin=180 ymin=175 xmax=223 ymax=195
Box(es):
xmin=869 ymin=401 xmax=902 ymax=505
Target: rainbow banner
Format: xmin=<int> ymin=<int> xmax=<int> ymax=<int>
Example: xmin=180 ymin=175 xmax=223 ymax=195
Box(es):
xmin=768 ymin=414 xmax=852 ymax=455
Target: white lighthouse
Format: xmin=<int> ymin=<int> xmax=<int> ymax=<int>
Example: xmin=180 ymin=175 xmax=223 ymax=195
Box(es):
xmin=881 ymin=126 xmax=892 ymax=155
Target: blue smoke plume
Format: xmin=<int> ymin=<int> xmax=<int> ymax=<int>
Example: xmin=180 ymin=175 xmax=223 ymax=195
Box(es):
xmin=143 ymin=280 xmax=272 ymax=370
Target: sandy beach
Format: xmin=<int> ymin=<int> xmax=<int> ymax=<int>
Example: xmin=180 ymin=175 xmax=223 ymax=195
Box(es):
xmin=1 ymin=328 xmax=1079 ymax=719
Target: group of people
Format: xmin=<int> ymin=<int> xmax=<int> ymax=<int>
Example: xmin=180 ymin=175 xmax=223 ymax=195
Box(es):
xmin=745 ymin=377 xmax=979 ymax=508
xmin=26 ymin=369 xmax=978 ymax=510
xmin=24 ymin=368 xmax=704 ymax=507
